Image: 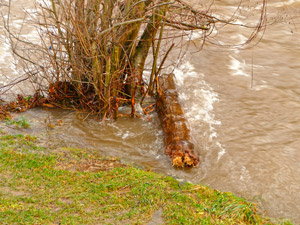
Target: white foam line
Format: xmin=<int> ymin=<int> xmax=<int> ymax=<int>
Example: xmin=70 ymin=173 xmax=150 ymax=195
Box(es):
xmin=229 ymin=55 xmax=249 ymax=77
xmin=174 ymin=61 xmax=226 ymax=161
xmin=173 ymin=61 xmax=198 ymax=85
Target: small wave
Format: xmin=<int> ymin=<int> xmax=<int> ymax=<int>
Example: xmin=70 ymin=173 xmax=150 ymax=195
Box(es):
xmin=269 ymin=0 xmax=300 ymax=7
xmin=174 ymin=61 xmax=226 ymax=161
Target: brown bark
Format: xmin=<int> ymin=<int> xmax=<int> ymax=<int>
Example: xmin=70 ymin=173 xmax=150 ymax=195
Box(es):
xmin=156 ymin=73 xmax=199 ymax=167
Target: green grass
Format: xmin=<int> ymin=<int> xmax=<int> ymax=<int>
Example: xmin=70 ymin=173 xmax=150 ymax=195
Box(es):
xmin=0 ymin=134 xmax=293 ymax=224
xmin=5 ymin=117 xmax=30 ymax=128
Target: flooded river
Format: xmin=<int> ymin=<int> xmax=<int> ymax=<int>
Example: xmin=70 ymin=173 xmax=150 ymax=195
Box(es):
xmin=1 ymin=0 xmax=300 ymax=223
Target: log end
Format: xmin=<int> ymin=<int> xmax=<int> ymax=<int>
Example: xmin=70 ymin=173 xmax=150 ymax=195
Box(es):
xmin=168 ymin=143 xmax=199 ymax=168
xmin=172 ymin=153 xmax=198 ymax=167
xmin=184 ymin=153 xmax=196 ymax=166
xmin=172 ymin=156 xmax=184 ymax=167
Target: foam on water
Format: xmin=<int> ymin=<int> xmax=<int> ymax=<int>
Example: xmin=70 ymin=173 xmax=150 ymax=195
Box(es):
xmin=229 ymin=34 xmax=251 ymax=78
xmin=229 ymin=56 xmax=249 ymax=77
xmin=0 ymin=40 xmax=11 ymax=64
xmin=174 ymin=61 xmax=226 ymax=160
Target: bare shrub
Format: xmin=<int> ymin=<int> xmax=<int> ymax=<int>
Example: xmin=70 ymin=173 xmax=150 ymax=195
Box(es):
xmin=2 ymin=0 xmax=267 ymax=118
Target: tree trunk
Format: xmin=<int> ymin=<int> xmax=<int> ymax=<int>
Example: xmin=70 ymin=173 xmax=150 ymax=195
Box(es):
xmin=128 ymin=2 xmax=168 ymax=97
xmin=156 ymin=74 xmax=199 ymax=167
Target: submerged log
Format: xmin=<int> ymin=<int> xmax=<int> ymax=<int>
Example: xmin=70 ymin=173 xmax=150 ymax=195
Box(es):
xmin=156 ymin=73 xmax=199 ymax=167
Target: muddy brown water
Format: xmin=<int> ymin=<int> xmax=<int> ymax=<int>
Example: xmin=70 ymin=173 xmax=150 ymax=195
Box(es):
xmin=1 ymin=0 xmax=300 ymax=223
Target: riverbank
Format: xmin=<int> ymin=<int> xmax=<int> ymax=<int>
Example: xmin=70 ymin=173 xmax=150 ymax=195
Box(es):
xmin=0 ymin=130 xmax=292 ymax=224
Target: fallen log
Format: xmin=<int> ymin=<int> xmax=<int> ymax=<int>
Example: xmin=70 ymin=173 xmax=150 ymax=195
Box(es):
xmin=156 ymin=73 xmax=199 ymax=167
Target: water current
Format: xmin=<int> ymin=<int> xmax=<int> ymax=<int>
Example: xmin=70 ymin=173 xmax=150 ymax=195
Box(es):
xmin=1 ymin=0 xmax=300 ymax=223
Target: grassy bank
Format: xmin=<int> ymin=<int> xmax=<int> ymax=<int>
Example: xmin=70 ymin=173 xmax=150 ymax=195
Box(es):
xmin=0 ymin=133 xmax=292 ymax=224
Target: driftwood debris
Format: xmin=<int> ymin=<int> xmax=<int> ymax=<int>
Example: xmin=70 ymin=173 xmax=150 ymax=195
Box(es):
xmin=156 ymin=73 xmax=199 ymax=167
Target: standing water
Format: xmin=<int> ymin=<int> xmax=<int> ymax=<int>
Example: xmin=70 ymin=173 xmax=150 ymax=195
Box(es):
xmin=1 ymin=0 xmax=300 ymax=223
